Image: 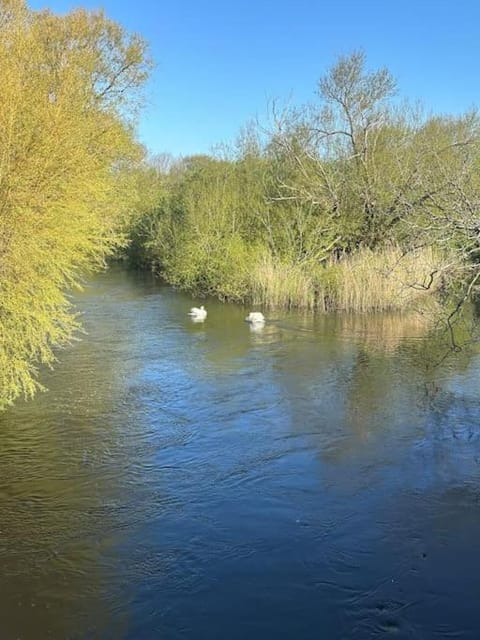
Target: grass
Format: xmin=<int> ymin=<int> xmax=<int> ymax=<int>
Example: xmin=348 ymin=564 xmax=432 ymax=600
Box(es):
xmin=250 ymin=253 xmax=317 ymax=310
xmin=325 ymin=245 xmax=452 ymax=313
xmin=248 ymin=245 xmax=454 ymax=313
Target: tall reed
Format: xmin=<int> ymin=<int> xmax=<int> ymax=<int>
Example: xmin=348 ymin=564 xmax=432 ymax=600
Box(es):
xmin=248 ymin=246 xmax=453 ymax=313
xmin=249 ymin=254 xmax=317 ymax=310
xmin=326 ymin=246 xmax=451 ymax=312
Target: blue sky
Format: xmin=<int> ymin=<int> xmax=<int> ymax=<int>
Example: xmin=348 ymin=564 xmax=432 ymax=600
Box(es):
xmin=29 ymin=0 xmax=480 ymax=157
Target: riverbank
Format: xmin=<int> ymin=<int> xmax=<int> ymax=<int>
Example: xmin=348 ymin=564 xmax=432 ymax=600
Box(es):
xmin=127 ymin=55 xmax=479 ymax=318
xmin=128 ymin=238 xmax=456 ymax=313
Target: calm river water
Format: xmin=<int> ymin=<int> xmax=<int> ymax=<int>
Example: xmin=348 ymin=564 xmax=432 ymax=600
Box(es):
xmin=1 ymin=267 xmax=480 ymax=639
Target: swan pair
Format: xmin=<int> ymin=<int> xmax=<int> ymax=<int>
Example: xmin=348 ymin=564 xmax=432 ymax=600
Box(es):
xmin=188 ymin=307 xmax=265 ymax=324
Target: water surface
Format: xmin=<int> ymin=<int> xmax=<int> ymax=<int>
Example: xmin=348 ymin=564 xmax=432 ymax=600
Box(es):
xmin=1 ymin=267 xmax=480 ymax=639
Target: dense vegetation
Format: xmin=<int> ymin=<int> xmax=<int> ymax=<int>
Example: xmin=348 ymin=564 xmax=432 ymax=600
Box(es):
xmin=0 ymin=0 xmax=150 ymax=408
xmin=131 ymin=52 xmax=480 ymax=338
xmin=2 ymin=10 xmax=479 ymax=412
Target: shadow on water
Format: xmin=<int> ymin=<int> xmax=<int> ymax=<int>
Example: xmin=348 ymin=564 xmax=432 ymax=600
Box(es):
xmin=1 ymin=266 xmax=480 ymax=639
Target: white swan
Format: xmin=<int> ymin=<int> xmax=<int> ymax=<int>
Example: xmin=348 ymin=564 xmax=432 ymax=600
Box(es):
xmin=245 ymin=311 xmax=265 ymax=324
xmin=188 ymin=305 xmax=207 ymax=319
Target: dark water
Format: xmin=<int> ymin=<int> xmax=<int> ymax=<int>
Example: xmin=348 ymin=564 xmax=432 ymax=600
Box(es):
xmin=1 ymin=267 xmax=480 ymax=640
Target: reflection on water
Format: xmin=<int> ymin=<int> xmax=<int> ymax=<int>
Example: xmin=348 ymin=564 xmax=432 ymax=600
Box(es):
xmin=333 ymin=311 xmax=431 ymax=348
xmin=248 ymin=321 xmax=265 ymax=335
xmin=1 ymin=267 xmax=480 ymax=640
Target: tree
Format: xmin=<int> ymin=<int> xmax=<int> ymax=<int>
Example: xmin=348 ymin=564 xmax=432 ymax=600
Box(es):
xmin=0 ymin=0 xmax=151 ymax=408
xmin=268 ymin=51 xmax=404 ymax=249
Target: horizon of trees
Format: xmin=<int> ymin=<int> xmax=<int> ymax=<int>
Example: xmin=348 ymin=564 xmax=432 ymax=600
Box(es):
xmin=130 ymin=51 xmax=480 ymax=351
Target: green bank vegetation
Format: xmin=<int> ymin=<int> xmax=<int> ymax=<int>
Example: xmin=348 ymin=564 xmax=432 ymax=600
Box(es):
xmin=131 ymin=52 xmax=480 ymax=334
xmin=2 ymin=15 xmax=479 ymax=412
xmin=0 ymin=0 xmax=150 ymax=408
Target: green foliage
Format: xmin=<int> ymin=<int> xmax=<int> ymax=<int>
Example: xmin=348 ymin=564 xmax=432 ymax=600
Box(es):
xmin=130 ymin=53 xmax=480 ymax=333
xmin=0 ymin=0 xmax=150 ymax=408
xmin=166 ymin=233 xmax=261 ymax=302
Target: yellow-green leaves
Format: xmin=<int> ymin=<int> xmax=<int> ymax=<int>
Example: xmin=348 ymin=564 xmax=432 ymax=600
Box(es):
xmin=0 ymin=0 xmax=150 ymax=409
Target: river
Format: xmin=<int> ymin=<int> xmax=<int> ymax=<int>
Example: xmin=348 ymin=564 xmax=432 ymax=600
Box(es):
xmin=1 ymin=266 xmax=480 ymax=639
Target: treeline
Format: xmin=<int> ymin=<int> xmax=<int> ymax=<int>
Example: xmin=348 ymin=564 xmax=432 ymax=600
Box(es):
xmin=0 ymin=0 xmax=150 ymax=408
xmin=131 ymin=52 xmax=480 ymax=324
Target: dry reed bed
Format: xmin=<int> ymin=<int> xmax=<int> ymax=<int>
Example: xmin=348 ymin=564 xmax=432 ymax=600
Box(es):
xmin=249 ymin=246 xmax=453 ymax=313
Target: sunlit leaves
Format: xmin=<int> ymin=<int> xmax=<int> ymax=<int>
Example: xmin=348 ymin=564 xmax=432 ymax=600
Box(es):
xmin=0 ymin=0 xmax=150 ymax=408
